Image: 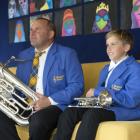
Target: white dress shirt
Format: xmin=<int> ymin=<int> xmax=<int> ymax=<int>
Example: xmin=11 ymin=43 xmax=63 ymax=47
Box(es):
xmin=35 ymin=43 xmax=58 ymax=105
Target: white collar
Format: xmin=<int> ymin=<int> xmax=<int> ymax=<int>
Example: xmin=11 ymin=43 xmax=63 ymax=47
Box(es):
xmin=35 ymin=42 xmax=53 ymax=53
xmin=109 ymin=55 xmax=129 ymax=71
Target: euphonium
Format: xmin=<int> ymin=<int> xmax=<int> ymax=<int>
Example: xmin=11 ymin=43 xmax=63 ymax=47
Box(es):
xmin=69 ymin=90 xmax=112 ymax=108
xmin=0 ymin=64 xmax=38 ymax=126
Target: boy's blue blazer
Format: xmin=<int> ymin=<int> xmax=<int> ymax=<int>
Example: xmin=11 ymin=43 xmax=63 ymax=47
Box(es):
xmin=94 ymin=56 xmax=140 ymax=120
xmin=16 ymin=43 xmax=84 ymax=111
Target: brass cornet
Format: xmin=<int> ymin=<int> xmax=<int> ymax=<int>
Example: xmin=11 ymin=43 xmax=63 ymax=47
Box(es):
xmin=69 ymin=90 xmax=112 ymax=108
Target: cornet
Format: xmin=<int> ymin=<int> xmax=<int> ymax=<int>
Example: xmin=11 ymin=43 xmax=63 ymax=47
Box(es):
xmin=69 ymin=90 xmax=112 ymax=108
xmin=0 ymin=63 xmax=38 ymax=126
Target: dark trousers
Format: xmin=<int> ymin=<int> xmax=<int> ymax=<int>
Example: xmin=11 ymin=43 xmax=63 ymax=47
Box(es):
xmin=0 ymin=111 xmax=20 ymax=140
xmin=55 ymin=107 xmax=116 ymax=140
xmin=0 ymin=105 xmax=62 ymax=140
xmin=29 ymin=105 xmax=62 ymax=140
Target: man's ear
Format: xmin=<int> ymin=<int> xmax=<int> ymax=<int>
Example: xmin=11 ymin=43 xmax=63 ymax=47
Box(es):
xmin=49 ymin=30 xmax=55 ymax=39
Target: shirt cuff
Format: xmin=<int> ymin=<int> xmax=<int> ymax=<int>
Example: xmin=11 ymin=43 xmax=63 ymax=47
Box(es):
xmin=48 ymin=97 xmax=58 ymax=105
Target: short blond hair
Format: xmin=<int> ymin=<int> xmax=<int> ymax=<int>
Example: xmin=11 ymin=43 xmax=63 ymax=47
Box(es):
xmin=105 ymin=29 xmax=134 ymax=50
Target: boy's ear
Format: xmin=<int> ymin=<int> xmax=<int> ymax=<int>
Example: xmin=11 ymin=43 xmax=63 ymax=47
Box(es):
xmin=124 ymin=44 xmax=131 ymax=53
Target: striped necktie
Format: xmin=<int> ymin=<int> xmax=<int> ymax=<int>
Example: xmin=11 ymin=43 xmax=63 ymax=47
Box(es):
xmin=28 ymin=51 xmax=44 ymax=91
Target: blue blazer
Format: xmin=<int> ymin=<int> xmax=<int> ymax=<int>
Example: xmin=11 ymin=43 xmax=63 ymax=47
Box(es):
xmin=94 ymin=56 xmax=140 ymax=120
xmin=16 ymin=43 xmax=84 ymax=111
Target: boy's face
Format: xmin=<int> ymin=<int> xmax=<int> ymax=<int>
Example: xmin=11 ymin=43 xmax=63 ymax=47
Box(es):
xmin=106 ymin=36 xmax=130 ymax=62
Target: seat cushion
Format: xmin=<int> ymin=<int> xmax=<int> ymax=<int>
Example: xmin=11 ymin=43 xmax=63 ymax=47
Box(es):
xmin=16 ymin=126 xmax=57 ymax=140
xmin=16 ymin=125 xmax=29 ymax=140
xmin=96 ymin=121 xmax=140 ymax=140
xmin=71 ymin=121 xmax=140 ymax=140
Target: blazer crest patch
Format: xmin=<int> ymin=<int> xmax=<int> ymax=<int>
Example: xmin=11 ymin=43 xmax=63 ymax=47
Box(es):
xmin=53 ymin=75 xmax=64 ymax=82
xmin=112 ymin=84 xmax=122 ymax=91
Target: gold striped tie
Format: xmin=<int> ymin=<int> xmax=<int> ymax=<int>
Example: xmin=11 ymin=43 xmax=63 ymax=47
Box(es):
xmin=28 ymin=52 xmax=44 ymax=91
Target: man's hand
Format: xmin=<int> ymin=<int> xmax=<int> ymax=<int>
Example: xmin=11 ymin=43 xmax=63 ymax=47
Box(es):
xmin=33 ymin=93 xmax=51 ymax=111
xmin=86 ymin=88 xmax=95 ymax=97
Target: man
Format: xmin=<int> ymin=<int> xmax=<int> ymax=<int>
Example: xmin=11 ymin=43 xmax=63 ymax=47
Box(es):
xmin=55 ymin=29 xmax=140 ymax=140
xmin=0 ymin=18 xmax=84 ymax=140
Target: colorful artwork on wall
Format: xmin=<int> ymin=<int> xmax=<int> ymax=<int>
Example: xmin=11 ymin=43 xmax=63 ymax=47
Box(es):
xmin=9 ymin=18 xmax=29 ymax=43
xmin=92 ymin=2 xmax=112 ymax=33
xmin=30 ymin=0 xmax=53 ymax=13
xmin=84 ymin=0 xmax=94 ymax=2
xmin=60 ymin=0 xmax=76 ymax=8
xmin=8 ymin=0 xmax=121 ymax=43
xmin=8 ymin=0 xmax=18 ymax=18
xmin=14 ymin=19 xmax=26 ymax=43
xmin=54 ymin=0 xmax=81 ymax=8
xmin=61 ymin=9 xmax=76 ymax=36
xmin=84 ymin=0 xmax=119 ymax=34
xmin=55 ymin=6 xmax=82 ymax=36
xmin=8 ymin=0 xmax=28 ymax=19
xmin=131 ymin=0 xmax=140 ymax=29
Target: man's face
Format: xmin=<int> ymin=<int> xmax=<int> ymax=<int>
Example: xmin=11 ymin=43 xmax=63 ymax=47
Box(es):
xmin=30 ymin=20 xmax=52 ymax=50
xmin=106 ymin=36 xmax=130 ymax=62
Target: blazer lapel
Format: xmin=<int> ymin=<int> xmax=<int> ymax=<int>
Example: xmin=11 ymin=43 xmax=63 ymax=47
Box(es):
xmin=98 ymin=65 xmax=109 ymax=86
xmin=107 ymin=57 xmax=134 ymax=88
xmin=43 ymin=44 xmax=56 ymax=91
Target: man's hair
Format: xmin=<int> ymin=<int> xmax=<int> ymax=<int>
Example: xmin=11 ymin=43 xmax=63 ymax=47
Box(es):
xmin=35 ymin=17 xmax=56 ymax=39
xmin=105 ymin=29 xmax=134 ymax=50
